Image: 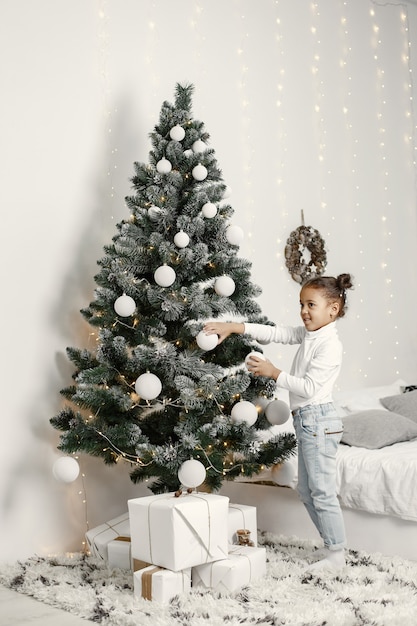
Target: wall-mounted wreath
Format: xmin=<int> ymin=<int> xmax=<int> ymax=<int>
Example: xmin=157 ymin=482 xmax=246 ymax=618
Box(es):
xmin=284 ymin=218 xmax=327 ymax=284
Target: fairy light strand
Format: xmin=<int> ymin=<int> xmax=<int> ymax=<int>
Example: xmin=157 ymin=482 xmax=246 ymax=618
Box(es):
xmin=236 ymin=5 xmax=255 ymax=259
xmin=367 ymin=2 xmax=415 ymax=381
xmin=310 ymin=2 xmax=328 ymax=213
xmin=97 ymin=0 xmax=118 ymax=228
xmin=274 ymin=5 xmax=288 ymax=266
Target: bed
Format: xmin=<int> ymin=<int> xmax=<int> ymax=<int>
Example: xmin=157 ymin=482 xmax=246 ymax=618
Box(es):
xmin=219 ymin=379 xmax=417 ymax=561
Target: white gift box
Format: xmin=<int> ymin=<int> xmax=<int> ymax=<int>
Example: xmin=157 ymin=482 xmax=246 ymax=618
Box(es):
xmin=85 ymin=512 xmax=130 ymax=560
xmin=134 ymin=565 xmax=191 ymax=603
xmin=107 ymin=537 xmax=151 ymax=572
xmin=192 ymin=544 xmax=266 ymax=593
xmin=228 ymin=503 xmax=258 ymax=546
xmin=128 ymin=492 xmax=229 ymax=572
xmin=107 ymin=537 xmax=132 ymax=570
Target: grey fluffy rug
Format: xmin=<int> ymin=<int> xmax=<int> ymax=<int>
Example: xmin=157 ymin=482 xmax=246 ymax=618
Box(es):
xmin=1 ymin=533 xmax=416 ymax=626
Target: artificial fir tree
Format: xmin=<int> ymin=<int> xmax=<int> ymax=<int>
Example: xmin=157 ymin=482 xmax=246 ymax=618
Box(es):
xmin=51 ymin=83 xmax=296 ymax=493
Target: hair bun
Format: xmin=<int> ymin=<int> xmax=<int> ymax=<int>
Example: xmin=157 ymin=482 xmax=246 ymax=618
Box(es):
xmin=337 ymin=273 xmax=354 ymax=291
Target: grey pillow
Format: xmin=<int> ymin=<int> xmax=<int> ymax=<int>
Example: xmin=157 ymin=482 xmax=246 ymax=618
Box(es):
xmin=341 ymin=409 xmax=417 ymax=449
xmin=380 ymin=390 xmax=417 ymax=424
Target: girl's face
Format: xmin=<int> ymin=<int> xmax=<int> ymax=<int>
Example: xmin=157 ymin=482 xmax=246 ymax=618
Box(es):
xmin=299 ymin=286 xmax=339 ymax=331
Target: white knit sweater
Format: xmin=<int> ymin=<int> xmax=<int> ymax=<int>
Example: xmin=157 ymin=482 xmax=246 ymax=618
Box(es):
xmin=244 ymin=321 xmax=343 ymax=411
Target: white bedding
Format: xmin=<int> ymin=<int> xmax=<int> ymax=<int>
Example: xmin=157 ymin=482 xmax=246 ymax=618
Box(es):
xmin=336 ymin=439 xmax=417 ymax=522
xmin=248 ymin=380 xmax=417 ymax=522
xmin=251 ymin=438 xmax=417 ymax=522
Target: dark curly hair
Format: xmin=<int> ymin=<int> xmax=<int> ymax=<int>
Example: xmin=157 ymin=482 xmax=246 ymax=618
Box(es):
xmin=302 ymin=273 xmax=354 ymax=318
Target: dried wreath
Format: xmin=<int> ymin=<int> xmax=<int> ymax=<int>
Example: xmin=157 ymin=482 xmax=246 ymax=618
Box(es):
xmin=284 ymin=223 xmax=327 ymax=284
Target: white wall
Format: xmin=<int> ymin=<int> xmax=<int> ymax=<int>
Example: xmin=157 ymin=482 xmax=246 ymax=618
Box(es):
xmin=1 ymin=0 xmax=417 ymax=562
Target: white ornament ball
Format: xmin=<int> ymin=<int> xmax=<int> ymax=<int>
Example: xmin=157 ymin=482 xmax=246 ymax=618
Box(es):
xmin=201 ymin=202 xmax=217 ymax=218
xmin=148 ymin=205 xmax=161 ymax=221
xmin=192 ymin=163 xmax=208 ymax=181
xmin=265 ymin=399 xmax=290 ymax=426
xmin=231 ymin=400 xmax=258 ymax=426
xmin=196 ymin=330 xmax=218 ymax=351
xmin=271 ymin=461 xmax=297 ymax=487
xmin=135 ymin=372 xmax=162 ymax=400
xmin=156 ymin=158 xmax=172 ymax=174
xmin=222 ymin=185 xmax=232 ymax=198
xmin=170 ymin=125 xmax=185 ymax=141
xmin=214 ymin=275 xmax=235 ymax=297
xmin=245 ymin=351 xmax=267 ymax=369
xmin=192 ymin=139 xmax=206 ymax=153
xmin=226 ymin=225 xmax=244 ymax=246
xmin=184 ymin=149 xmax=193 ymax=158
xmin=174 ymin=230 xmax=190 ymax=248
xmin=178 ymin=459 xmax=206 ymax=488
xmin=114 ymin=294 xmax=136 ymax=317
xmin=154 ymin=265 xmax=176 ymax=287
xmin=52 ymin=457 xmax=80 ymax=483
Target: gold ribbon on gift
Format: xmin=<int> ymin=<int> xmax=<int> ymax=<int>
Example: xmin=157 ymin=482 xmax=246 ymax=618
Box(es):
xmin=114 ymin=536 xmax=150 ymax=571
xmin=114 ymin=536 xmax=131 ymax=542
xmin=141 ymin=567 xmax=190 ymax=601
xmin=90 ymin=515 xmax=129 ymax=559
xmin=141 ymin=567 xmax=163 ymax=600
xmin=134 ymin=559 xmax=151 ymax=572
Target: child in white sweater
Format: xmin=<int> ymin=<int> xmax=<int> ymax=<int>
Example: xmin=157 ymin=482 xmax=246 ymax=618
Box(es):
xmin=203 ymin=273 xmax=354 ymax=572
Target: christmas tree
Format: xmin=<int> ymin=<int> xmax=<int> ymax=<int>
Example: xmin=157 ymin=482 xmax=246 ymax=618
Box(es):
xmin=50 ymin=83 xmax=296 ymax=493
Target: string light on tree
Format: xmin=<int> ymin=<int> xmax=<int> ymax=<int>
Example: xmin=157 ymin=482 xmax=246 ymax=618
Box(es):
xmin=50 ymin=84 xmax=296 ymax=495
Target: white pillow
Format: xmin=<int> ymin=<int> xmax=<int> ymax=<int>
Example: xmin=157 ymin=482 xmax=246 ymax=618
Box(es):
xmin=333 ymin=379 xmax=407 ymax=413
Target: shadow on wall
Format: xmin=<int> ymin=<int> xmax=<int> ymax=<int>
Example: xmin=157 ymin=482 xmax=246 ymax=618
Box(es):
xmin=1 ymin=94 xmax=153 ymax=554
xmin=47 ymin=93 xmax=154 ymax=520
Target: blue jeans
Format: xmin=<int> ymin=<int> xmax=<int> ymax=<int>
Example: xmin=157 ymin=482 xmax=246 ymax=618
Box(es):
xmin=292 ymin=403 xmax=346 ymax=551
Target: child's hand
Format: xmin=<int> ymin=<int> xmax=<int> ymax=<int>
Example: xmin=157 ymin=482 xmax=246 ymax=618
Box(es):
xmin=246 ymin=355 xmax=281 ymax=381
xmin=203 ymin=322 xmax=235 ymax=344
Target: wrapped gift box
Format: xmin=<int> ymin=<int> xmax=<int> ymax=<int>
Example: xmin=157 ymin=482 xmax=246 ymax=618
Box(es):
xmin=107 ymin=537 xmax=132 ymax=570
xmin=192 ymin=544 xmax=266 ymax=593
xmin=134 ymin=565 xmax=191 ymax=603
xmin=128 ymin=492 xmax=229 ymax=572
xmin=85 ymin=512 xmax=130 ymax=560
xmin=228 ymin=503 xmax=258 ymax=546
xmin=107 ymin=537 xmax=151 ymax=572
